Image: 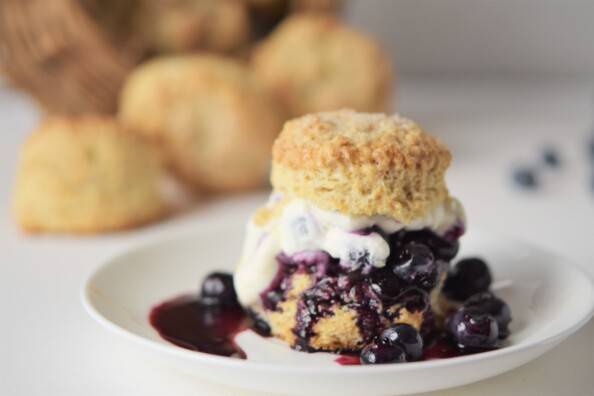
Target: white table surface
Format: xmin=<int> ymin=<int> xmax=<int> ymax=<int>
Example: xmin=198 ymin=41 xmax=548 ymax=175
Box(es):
xmin=1 ymin=78 xmax=593 ymax=395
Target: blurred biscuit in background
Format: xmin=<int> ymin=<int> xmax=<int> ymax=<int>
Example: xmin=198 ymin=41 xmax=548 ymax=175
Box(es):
xmin=136 ymin=0 xmax=250 ymax=54
xmin=12 ymin=117 xmax=167 ymax=233
xmin=245 ymin=0 xmax=341 ymax=39
xmin=252 ymin=14 xmax=393 ymax=117
xmin=119 ymin=54 xmax=285 ymax=193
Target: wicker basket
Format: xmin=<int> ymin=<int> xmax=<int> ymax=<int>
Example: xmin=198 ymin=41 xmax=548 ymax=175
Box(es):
xmin=0 ymin=0 xmax=142 ymax=115
xmin=0 ymin=0 xmax=342 ymax=115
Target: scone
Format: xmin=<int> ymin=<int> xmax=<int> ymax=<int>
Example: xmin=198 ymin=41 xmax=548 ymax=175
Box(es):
xmin=13 ymin=117 xmax=166 ymax=233
xmin=252 ymin=15 xmax=393 ymax=117
xmin=119 ymin=54 xmax=285 ymax=193
xmin=234 ymin=110 xmax=465 ymax=352
xmin=246 ymin=0 xmax=341 ymax=38
xmin=136 ymin=0 xmax=250 ymax=54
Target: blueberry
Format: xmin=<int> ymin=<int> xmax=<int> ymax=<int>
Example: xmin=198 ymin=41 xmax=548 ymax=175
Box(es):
xmin=360 ymin=343 xmax=407 ymax=364
xmin=513 ymin=167 xmax=538 ymax=189
xmin=199 ymin=272 xmax=239 ymax=307
xmin=443 ymin=257 xmax=492 ymax=301
xmin=393 ymin=243 xmax=438 ymax=290
xmin=369 ymin=268 xmax=403 ymax=300
xmin=380 ymin=324 xmax=423 ymax=361
xmin=542 ymin=147 xmax=560 ymax=168
xmin=465 ymin=292 xmax=512 ymax=339
xmin=398 ymin=229 xmax=460 ymax=261
xmin=247 ymin=309 xmax=271 ymax=337
xmin=447 ymin=307 xmax=499 ymax=349
xmin=395 ymin=287 xmax=429 ymax=313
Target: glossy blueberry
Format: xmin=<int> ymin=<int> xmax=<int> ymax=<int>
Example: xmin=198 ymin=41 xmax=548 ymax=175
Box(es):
xmin=542 ymin=147 xmax=560 ymax=168
xmin=360 ymin=343 xmax=407 ymax=364
xmin=199 ymin=272 xmax=238 ymax=307
xmin=447 ymin=307 xmax=499 ymax=349
xmin=443 ymin=257 xmax=492 ymax=301
xmin=513 ymin=167 xmax=538 ymax=189
xmin=380 ymin=324 xmax=423 ymax=361
xmin=398 ymin=229 xmax=460 ymax=261
xmin=369 ymin=268 xmax=403 ymax=300
xmin=465 ymin=292 xmax=512 ymax=339
xmin=393 ymin=243 xmax=438 ymax=290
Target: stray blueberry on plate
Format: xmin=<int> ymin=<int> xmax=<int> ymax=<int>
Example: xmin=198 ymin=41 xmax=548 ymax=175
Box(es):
xmin=542 ymin=147 xmax=560 ymax=168
xmin=199 ymin=272 xmax=239 ymax=307
xmin=380 ymin=324 xmax=424 ymax=361
xmin=513 ymin=167 xmax=538 ymax=189
xmin=465 ymin=292 xmax=512 ymax=339
xmin=360 ymin=343 xmax=407 ymax=364
xmin=447 ymin=307 xmax=499 ymax=349
xmin=443 ymin=257 xmax=492 ymax=301
xmin=393 ymin=243 xmax=438 ymax=290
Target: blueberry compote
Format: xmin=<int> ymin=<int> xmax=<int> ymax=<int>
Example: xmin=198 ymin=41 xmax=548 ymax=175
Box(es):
xmin=149 ymin=272 xmax=250 ymax=358
xmin=275 ymin=227 xmax=460 ymax=353
xmin=150 ymin=229 xmax=512 ymax=365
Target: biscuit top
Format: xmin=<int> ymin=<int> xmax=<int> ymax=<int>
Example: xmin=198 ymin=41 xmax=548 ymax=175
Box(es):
xmin=271 ymin=109 xmax=453 ymax=222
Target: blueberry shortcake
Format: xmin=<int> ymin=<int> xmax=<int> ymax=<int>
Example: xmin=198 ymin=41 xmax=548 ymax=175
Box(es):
xmin=234 ymin=110 xmax=507 ymax=362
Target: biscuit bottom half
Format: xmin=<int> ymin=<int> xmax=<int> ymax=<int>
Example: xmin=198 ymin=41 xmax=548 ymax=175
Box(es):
xmin=246 ymin=242 xmax=454 ymax=353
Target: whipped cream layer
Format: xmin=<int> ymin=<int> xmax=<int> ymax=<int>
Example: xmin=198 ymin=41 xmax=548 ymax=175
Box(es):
xmin=235 ymin=193 xmax=465 ymax=307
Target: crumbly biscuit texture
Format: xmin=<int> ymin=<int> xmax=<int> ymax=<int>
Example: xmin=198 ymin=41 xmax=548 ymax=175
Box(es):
xmin=260 ymin=271 xmax=425 ymax=351
xmin=119 ymin=54 xmax=285 ymax=192
xmin=252 ymin=14 xmax=392 ymax=117
xmin=271 ymin=110 xmax=452 ymax=223
xmin=13 ymin=117 xmax=166 ymax=233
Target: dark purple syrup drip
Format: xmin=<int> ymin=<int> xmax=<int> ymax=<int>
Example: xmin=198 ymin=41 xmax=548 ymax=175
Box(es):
xmin=149 ymin=295 xmax=248 ymax=358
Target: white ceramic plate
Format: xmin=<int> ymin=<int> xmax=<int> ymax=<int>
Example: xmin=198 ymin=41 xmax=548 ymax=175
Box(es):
xmin=82 ymin=225 xmax=594 ymax=396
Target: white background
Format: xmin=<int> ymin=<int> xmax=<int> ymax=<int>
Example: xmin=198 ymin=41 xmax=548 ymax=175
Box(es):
xmin=346 ymin=0 xmax=594 ymax=77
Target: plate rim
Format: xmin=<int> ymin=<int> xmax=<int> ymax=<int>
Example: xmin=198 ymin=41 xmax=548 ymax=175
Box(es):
xmin=81 ymin=228 xmax=594 ymax=374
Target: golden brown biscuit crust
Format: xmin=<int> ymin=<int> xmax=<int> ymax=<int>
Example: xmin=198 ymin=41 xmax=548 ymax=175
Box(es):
xmin=12 ymin=116 xmax=167 ymax=234
xmin=271 ymin=110 xmax=452 ymax=223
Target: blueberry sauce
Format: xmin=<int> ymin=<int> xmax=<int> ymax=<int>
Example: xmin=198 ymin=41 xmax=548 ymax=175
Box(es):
xmin=422 ymin=336 xmax=463 ymax=360
xmin=285 ymin=228 xmax=454 ymax=352
xmin=335 ymin=335 xmax=488 ymax=365
xmin=149 ymin=295 xmax=248 ymax=358
xmin=334 ymin=354 xmax=361 ymax=365
xmin=149 ymin=227 xmax=511 ymax=365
